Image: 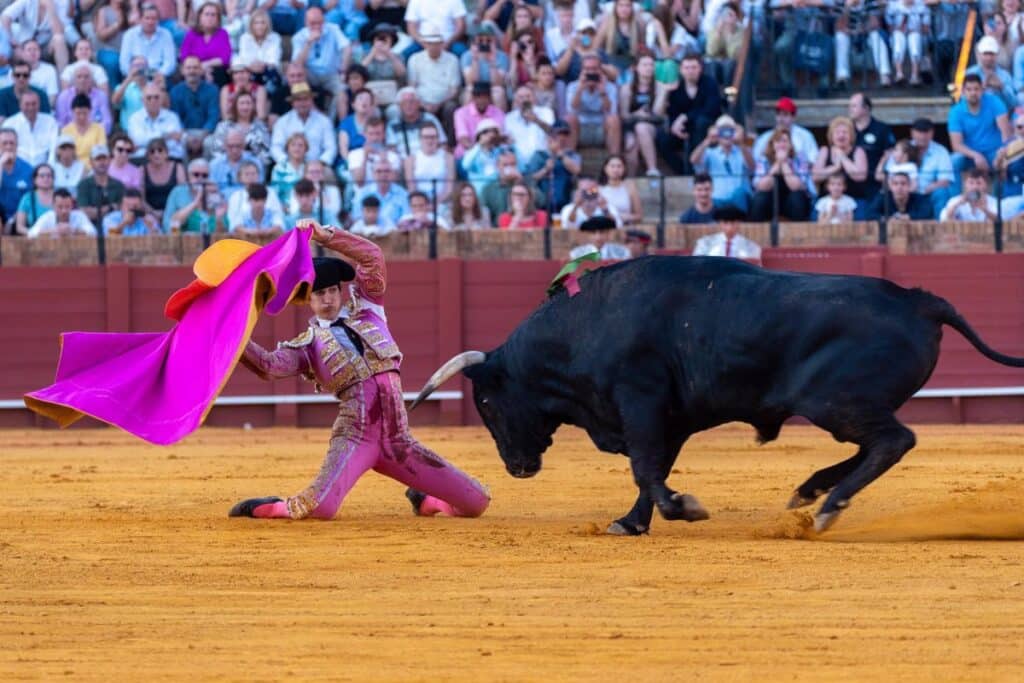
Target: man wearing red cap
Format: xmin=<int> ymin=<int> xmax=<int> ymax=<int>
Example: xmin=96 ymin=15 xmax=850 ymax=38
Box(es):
xmin=752 ymin=97 xmax=818 ymax=167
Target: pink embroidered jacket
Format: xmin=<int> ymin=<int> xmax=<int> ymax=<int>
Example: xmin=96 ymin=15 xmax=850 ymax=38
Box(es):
xmin=241 ymin=230 xmax=402 ymax=395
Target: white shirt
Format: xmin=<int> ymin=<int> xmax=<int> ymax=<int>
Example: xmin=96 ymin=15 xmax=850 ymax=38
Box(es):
xmin=559 ymin=202 xmax=623 ymax=229
xmin=28 ymin=209 xmax=97 ymax=238
xmin=6 ymin=111 xmax=59 ymax=166
xmin=814 ymin=194 xmax=858 ymax=223
xmin=407 ymin=51 xmax=461 ymax=106
xmin=127 ymin=108 xmax=185 ymax=159
xmin=753 ymin=124 xmax=819 ymax=166
xmin=270 ymin=109 xmax=336 ymax=165
xmin=503 ymin=106 xmax=555 ymax=168
xmin=692 ymin=231 xmax=762 ymax=259
xmin=239 ymin=33 xmax=283 ymax=69
xmin=346 ymin=147 xmax=401 ymax=186
xmin=569 ymin=242 xmax=631 ymax=260
xmin=940 ymin=194 xmax=999 ymax=221
xmin=350 ymin=218 xmax=396 ymax=237
xmin=30 ymin=62 xmax=59 ymax=100
xmin=2 ymin=0 xmax=61 ymax=44
xmin=227 ymin=185 xmax=283 ymax=229
xmin=405 ymin=0 xmax=466 ymax=40
xmin=60 ymin=61 xmax=109 ymax=89
xmin=51 ymin=159 xmax=85 ymax=192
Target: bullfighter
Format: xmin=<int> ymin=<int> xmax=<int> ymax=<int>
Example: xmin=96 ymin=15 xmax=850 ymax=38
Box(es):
xmin=229 ymin=221 xmax=490 ymax=520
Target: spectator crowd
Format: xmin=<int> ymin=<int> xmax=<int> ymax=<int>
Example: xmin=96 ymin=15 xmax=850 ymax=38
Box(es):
xmin=0 ymin=0 xmax=1019 ymax=250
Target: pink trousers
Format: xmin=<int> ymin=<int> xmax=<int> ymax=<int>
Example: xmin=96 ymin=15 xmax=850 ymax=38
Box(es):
xmin=285 ymin=371 xmax=490 ymax=520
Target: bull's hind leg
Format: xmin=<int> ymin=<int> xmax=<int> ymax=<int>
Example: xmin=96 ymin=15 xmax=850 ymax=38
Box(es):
xmin=814 ymin=418 xmax=916 ymax=533
xmin=787 ymin=448 xmax=866 ymax=509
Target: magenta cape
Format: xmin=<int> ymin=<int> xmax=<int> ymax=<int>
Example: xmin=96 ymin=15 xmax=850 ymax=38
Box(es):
xmin=24 ymin=229 xmax=315 ymax=445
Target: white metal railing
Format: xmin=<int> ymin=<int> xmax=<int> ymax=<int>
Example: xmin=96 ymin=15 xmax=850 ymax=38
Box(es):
xmin=3 ymin=387 xmax=1024 ymax=411
xmin=0 ymin=390 xmax=462 ymax=410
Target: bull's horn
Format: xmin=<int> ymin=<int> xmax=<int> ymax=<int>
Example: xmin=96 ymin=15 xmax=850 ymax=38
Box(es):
xmin=409 ymin=351 xmax=486 ymax=411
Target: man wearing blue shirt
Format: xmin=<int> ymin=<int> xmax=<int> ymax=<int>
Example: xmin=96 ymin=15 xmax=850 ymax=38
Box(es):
xmin=118 ymin=4 xmax=177 ymax=78
xmin=292 ymin=6 xmax=350 ymax=102
xmin=689 ymin=115 xmax=753 ymax=213
xmin=911 ymin=118 xmax=955 ymax=218
xmin=0 ymin=127 xmax=31 ymax=223
xmin=948 ymin=73 xmax=1012 ymax=194
xmin=103 ymin=189 xmax=160 ymax=235
xmin=209 ymin=129 xmax=261 ymax=196
xmin=351 ymin=159 xmax=409 ymax=225
xmin=170 ymin=56 xmax=220 ymax=158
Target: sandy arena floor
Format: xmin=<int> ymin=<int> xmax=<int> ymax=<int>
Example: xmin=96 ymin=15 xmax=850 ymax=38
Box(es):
xmin=2 ymin=423 xmax=1023 ymax=681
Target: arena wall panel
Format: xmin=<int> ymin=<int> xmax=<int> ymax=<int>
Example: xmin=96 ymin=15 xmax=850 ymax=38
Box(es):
xmin=2 ymin=253 xmax=1022 ymax=432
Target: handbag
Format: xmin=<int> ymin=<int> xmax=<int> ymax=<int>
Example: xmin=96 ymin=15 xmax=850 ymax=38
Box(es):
xmin=793 ymin=30 xmax=834 ymax=74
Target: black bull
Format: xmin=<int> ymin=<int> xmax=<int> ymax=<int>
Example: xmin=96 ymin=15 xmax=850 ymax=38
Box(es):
xmin=411 ymin=256 xmax=1024 ymax=534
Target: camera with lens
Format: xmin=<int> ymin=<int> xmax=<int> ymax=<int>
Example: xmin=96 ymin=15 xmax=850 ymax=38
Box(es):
xmin=585 ymin=72 xmax=600 ymax=83
xmin=718 ymin=126 xmax=735 ymax=140
xmin=966 ymin=190 xmax=981 ymax=201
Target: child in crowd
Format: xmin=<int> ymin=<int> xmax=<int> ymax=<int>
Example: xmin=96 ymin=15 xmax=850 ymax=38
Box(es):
xmin=350 ymin=195 xmax=395 ymax=236
xmin=876 ymin=139 xmax=920 ymax=192
xmin=815 ymin=172 xmax=857 ymax=224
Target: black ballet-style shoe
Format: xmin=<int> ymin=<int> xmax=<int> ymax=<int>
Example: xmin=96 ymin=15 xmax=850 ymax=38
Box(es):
xmin=405 ymin=488 xmax=427 ymax=516
xmin=228 ymin=496 xmax=283 ymax=517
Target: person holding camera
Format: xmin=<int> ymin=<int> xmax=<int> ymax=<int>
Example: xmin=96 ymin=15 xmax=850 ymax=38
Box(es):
xmin=504 ymin=85 xmax=555 ymax=168
xmin=566 ymin=53 xmax=621 ymax=154
xmin=559 ymin=176 xmax=623 ymax=229
xmin=689 ymin=113 xmax=753 ymax=212
xmin=462 ymin=23 xmax=509 ymax=109
xmin=102 ymin=188 xmax=160 ymax=236
xmin=938 ymin=168 xmax=998 ymax=222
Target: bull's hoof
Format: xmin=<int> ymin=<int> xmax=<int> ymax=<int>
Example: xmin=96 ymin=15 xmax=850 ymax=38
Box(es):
xmin=606 ymin=520 xmax=649 ymax=536
xmin=813 ymin=510 xmax=842 ymax=533
xmin=787 ymin=491 xmax=817 ymax=509
xmin=658 ymin=493 xmax=710 ymax=522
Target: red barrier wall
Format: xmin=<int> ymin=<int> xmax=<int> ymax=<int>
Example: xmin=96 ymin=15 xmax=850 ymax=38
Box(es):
xmin=2 ymin=252 xmax=1023 ymax=431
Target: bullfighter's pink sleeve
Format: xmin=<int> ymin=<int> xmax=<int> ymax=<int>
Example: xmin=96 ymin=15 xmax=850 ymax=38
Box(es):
xmin=326 ymin=229 xmax=386 ymax=303
xmin=240 ymin=340 xmax=309 ymax=380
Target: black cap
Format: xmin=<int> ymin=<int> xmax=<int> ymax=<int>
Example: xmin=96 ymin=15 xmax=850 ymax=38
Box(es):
xmin=312 ymin=256 xmax=355 ymax=291
xmin=625 ymin=229 xmax=652 ymax=244
xmin=579 ymin=215 xmax=617 ymax=232
xmin=911 ymin=117 xmax=934 ymax=132
xmin=712 ymin=204 xmax=746 ymax=222
xmin=370 ymin=22 xmax=399 ymax=41
xmin=472 ymin=81 xmax=492 ymax=96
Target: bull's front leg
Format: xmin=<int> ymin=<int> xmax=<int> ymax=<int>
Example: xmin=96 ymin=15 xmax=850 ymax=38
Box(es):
xmin=621 ymin=428 xmax=708 ymax=530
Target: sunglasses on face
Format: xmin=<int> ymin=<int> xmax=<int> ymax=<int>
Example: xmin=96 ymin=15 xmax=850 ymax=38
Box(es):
xmin=13 ymin=72 xmax=29 ymax=79
xmin=191 ymin=172 xmax=209 ymax=178
xmin=115 ymin=146 xmax=131 ymax=153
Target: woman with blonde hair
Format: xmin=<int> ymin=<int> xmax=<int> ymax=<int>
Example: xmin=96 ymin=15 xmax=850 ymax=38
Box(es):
xmin=750 ymin=129 xmax=813 ymax=221
xmin=597 ymin=0 xmax=646 ymax=80
xmin=812 ymin=115 xmax=868 ymax=200
xmin=238 ymin=9 xmax=283 ymax=85
xmin=271 ymin=132 xmax=309 ymax=203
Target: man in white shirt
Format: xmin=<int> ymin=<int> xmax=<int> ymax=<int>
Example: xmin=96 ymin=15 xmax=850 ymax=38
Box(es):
xmin=347 ymin=115 xmax=400 ymax=186
xmin=22 ymin=39 xmax=59 ymax=106
xmin=28 ymin=188 xmax=97 ymax=237
xmin=406 ymin=26 xmax=461 ymax=133
xmin=6 ymin=89 xmax=58 ymax=166
xmin=503 ymin=86 xmax=555 ymax=170
xmin=404 ymin=0 xmax=467 ymax=57
xmin=1 ymin=0 xmax=69 ymax=72
xmin=270 ymin=81 xmax=336 ymax=166
xmin=544 ymin=3 xmax=575 ymax=62
xmin=752 ymin=97 xmax=819 ymax=166
xmin=692 ymin=205 xmax=762 ymax=261
xmin=127 ymin=82 xmax=185 ymax=159
xmin=939 ymin=168 xmax=999 ymax=222
xmin=118 ymin=4 xmax=177 ymax=78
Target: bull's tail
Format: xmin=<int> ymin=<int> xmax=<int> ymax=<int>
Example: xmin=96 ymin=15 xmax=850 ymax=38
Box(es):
xmin=923 ymin=292 xmax=1024 ymax=367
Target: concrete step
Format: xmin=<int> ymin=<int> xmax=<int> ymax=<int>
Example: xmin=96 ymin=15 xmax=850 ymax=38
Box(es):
xmin=754 ymin=95 xmax=952 ymax=130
